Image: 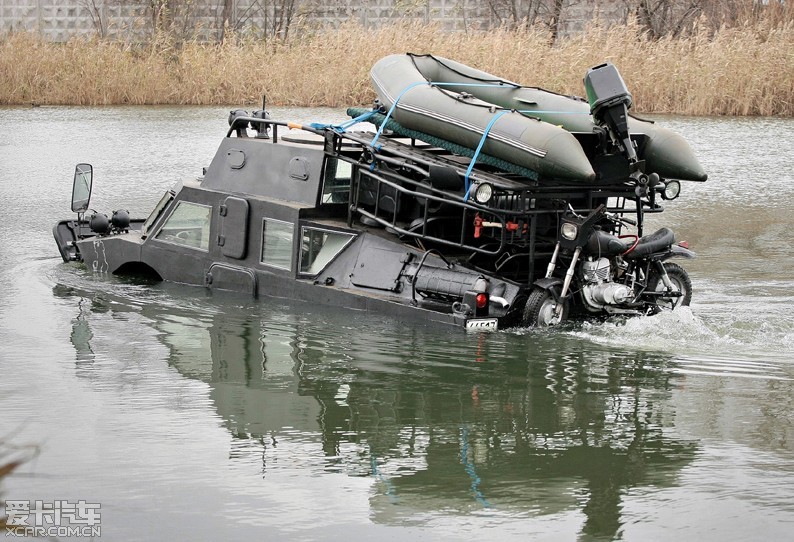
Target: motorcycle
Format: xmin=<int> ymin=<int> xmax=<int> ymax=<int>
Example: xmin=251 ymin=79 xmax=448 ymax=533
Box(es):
xmin=523 ymin=202 xmax=694 ymax=326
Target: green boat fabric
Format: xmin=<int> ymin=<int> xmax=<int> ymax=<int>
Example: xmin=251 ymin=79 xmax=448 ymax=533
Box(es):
xmin=400 ymin=54 xmax=706 ymax=182
xmin=346 ymin=107 xmax=540 ymax=181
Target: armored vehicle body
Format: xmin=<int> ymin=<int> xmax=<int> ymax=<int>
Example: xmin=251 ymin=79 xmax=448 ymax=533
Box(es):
xmin=54 ymin=58 xmax=705 ymax=329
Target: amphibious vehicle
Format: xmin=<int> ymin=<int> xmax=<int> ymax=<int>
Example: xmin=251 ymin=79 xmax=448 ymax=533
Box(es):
xmin=54 ymin=56 xmax=705 ymax=330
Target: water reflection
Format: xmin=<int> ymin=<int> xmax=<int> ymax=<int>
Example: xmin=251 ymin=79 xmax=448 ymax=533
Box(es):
xmin=57 ymin=286 xmax=698 ymax=540
xmin=6 ymin=109 xmax=786 ymax=541
xmin=70 ymin=296 xmax=96 ymax=365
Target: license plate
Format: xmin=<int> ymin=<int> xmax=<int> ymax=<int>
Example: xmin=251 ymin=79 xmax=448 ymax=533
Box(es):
xmin=465 ymin=318 xmax=498 ymax=330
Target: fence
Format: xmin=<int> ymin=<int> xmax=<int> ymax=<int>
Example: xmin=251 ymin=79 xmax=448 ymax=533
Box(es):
xmin=0 ymin=0 xmax=620 ymax=42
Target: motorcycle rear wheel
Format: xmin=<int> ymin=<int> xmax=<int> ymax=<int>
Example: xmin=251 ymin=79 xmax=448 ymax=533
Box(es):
xmin=648 ymin=262 xmax=692 ymax=309
xmin=523 ymin=287 xmax=569 ymax=327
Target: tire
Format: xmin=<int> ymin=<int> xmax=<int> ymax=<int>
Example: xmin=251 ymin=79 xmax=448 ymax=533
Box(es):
xmin=648 ymin=262 xmax=692 ymax=310
xmin=523 ymin=287 xmax=569 ymax=327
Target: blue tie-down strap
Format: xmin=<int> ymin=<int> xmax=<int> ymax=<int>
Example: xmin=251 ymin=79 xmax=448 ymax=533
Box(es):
xmin=370 ymin=80 xmax=518 ymax=150
xmin=309 ymin=109 xmax=380 ymax=132
xmin=370 ymin=80 xmax=430 ymax=149
xmin=463 ymin=109 xmax=511 ymax=201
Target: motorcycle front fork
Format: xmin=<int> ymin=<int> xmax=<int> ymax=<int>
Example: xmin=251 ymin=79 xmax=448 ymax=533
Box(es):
xmin=546 ymin=242 xmax=582 ymax=319
xmin=652 ymin=259 xmax=675 ymax=291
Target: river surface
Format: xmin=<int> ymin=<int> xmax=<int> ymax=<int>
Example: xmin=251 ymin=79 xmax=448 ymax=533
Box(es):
xmin=0 ymin=107 xmax=792 ymax=541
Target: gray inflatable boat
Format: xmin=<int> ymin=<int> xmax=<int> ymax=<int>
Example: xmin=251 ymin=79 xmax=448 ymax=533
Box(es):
xmin=370 ymin=54 xmax=706 ymax=183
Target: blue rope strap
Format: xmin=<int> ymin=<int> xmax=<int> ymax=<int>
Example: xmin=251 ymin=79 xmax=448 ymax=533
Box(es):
xmin=370 ymin=81 xmax=524 ymax=149
xmin=309 ymin=109 xmax=380 ymax=132
xmin=518 ymin=109 xmax=591 ymax=115
xmin=463 ymin=109 xmax=511 ymax=201
xmin=312 ymin=81 xmax=586 ymax=189
xmin=370 ymin=80 xmax=429 ymax=149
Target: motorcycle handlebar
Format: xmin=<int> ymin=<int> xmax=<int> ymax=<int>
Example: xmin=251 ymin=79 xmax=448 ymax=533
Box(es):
xmin=570 ymin=205 xmax=637 ymax=228
xmin=606 ymin=211 xmax=637 ymax=226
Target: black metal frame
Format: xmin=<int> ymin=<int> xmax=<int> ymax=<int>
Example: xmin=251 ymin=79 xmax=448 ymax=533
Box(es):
xmin=225 ymin=115 xmax=665 ymax=287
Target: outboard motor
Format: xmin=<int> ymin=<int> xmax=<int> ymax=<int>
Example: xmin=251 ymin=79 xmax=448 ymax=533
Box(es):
xmin=584 ymin=63 xmax=638 ymax=165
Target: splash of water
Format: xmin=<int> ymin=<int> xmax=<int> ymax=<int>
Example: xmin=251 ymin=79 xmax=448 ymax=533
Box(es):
xmin=568 ymin=308 xmax=793 ymax=379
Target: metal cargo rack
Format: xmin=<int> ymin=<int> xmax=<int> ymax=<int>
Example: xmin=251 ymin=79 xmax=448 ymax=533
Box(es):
xmin=226 ymin=112 xmax=665 ymax=286
xmin=326 ymin=125 xmax=659 ymax=285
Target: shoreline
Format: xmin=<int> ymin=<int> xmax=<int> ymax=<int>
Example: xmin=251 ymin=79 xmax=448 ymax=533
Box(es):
xmin=1 ymin=21 xmax=792 ymax=117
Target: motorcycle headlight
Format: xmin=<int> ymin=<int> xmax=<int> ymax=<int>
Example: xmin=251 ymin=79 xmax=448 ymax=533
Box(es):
xmin=561 ymin=222 xmax=578 ymax=241
xmin=474 ymin=182 xmax=493 ymax=204
xmin=662 ymin=180 xmax=681 ymax=200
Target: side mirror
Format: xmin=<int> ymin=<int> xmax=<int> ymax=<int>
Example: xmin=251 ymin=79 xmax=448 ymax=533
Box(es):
xmin=71 ymin=163 xmax=93 ymax=213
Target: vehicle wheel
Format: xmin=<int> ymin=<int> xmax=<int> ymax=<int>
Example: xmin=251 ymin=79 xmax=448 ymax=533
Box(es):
xmin=648 ymin=262 xmax=692 ymax=310
xmin=523 ymin=287 xmax=569 ymax=327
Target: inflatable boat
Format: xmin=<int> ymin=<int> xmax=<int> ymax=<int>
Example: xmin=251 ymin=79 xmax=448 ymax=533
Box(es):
xmin=370 ymin=54 xmax=707 ymax=183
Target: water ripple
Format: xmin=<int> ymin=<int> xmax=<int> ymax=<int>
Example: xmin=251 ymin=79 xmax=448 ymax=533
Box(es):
xmin=568 ymin=308 xmax=793 ymax=380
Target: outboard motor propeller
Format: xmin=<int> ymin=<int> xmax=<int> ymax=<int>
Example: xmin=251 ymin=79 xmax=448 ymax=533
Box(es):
xmin=584 ymin=63 xmax=639 ymax=167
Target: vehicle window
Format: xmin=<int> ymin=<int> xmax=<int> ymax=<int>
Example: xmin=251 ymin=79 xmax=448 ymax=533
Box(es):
xmin=142 ymin=190 xmax=175 ymax=237
xmin=261 ymin=218 xmax=293 ymax=270
xmin=155 ymin=201 xmax=211 ymax=251
xmin=322 ymin=157 xmax=352 ymax=203
xmin=300 ymin=228 xmax=355 ymax=275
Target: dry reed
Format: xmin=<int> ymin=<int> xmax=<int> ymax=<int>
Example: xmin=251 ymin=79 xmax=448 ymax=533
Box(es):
xmin=0 ymin=441 xmax=38 ymax=529
xmin=1 ymin=18 xmax=791 ymax=116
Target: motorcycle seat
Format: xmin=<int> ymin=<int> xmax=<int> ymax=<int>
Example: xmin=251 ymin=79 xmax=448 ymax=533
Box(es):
xmin=624 ymin=227 xmax=675 ymax=259
xmin=588 ymin=229 xmax=634 ymax=256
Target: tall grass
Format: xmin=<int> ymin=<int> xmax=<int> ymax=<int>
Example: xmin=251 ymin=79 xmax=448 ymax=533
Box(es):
xmin=1 ymin=18 xmax=791 ymax=116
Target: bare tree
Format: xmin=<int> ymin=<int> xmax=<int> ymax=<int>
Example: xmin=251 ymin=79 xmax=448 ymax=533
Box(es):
xmin=548 ymin=0 xmax=565 ymax=41
xmin=218 ymin=0 xmax=234 ymax=42
xmin=78 ymin=0 xmax=109 ymax=37
xmin=223 ymin=0 xmax=303 ymax=41
xmin=484 ymin=0 xmax=543 ymax=28
xmin=621 ymin=0 xmax=702 ymax=37
xmin=271 ymin=0 xmax=299 ymax=40
xmin=98 ymin=0 xmax=205 ymax=42
xmin=698 ymin=0 xmax=793 ymax=28
xmin=482 ymin=0 xmax=580 ymax=42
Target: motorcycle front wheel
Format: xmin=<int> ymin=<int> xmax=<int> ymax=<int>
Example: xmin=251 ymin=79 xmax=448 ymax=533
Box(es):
xmin=648 ymin=262 xmax=692 ymax=310
xmin=523 ymin=287 xmax=569 ymax=327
